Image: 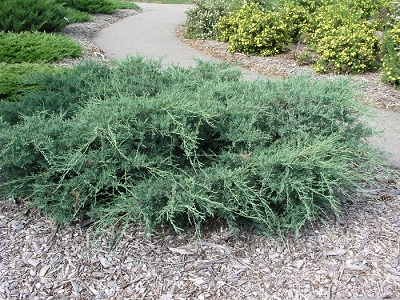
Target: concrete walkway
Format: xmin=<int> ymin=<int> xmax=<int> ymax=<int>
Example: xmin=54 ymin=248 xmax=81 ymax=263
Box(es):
xmin=92 ymin=3 xmax=400 ymax=168
xmin=92 ymin=3 xmax=260 ymax=79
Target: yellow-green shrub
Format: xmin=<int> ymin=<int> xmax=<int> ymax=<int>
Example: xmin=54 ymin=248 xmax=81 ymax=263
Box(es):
xmin=381 ymin=24 xmax=400 ymax=84
xmin=304 ymin=2 xmax=381 ymax=74
xmin=217 ymin=2 xmax=292 ymax=56
xmin=280 ymin=1 xmax=309 ymax=42
xmin=286 ymin=0 xmax=333 ymax=13
xmin=344 ymin=0 xmax=390 ymax=19
xmin=303 ymin=2 xmax=362 ymax=43
xmin=311 ymin=22 xmax=380 ymax=74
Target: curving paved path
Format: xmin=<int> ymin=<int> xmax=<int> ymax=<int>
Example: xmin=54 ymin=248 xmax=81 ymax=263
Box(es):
xmin=93 ymin=3 xmax=204 ymax=67
xmin=92 ymin=3 xmax=260 ymax=79
xmin=92 ymin=3 xmax=400 ymax=167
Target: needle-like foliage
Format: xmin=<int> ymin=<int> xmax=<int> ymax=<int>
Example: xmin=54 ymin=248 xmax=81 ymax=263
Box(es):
xmin=0 ymin=57 xmax=378 ymax=236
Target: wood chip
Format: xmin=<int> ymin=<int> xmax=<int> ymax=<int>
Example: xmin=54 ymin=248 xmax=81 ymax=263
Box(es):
xmin=296 ymin=260 xmax=304 ymax=269
xmin=345 ymin=263 xmax=366 ymax=271
xmin=168 ymin=247 xmax=195 ymax=255
xmin=326 ymin=249 xmax=347 ymax=256
xmin=26 ymin=259 xmax=40 ymax=267
xmin=98 ymin=255 xmax=112 ymax=268
xmin=39 ymin=265 xmax=50 ymax=277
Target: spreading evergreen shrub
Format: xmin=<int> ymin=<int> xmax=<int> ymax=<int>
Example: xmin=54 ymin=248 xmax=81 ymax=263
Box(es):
xmin=0 ymin=58 xmax=377 ymax=236
xmin=0 ymin=31 xmax=83 ymax=64
xmin=217 ymin=2 xmax=292 ymax=56
xmin=0 ymin=0 xmax=67 ymax=33
xmin=63 ymin=7 xmax=93 ymax=23
xmin=0 ymin=57 xmax=239 ymax=125
xmin=108 ymin=0 xmax=139 ymax=10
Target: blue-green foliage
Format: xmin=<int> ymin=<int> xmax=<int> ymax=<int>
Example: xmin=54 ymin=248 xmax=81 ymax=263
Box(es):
xmin=0 ymin=57 xmax=377 ymax=235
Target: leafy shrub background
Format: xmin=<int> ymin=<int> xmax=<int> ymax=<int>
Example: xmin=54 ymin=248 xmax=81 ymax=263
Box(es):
xmin=381 ymin=23 xmax=400 ymax=84
xmin=0 ymin=58 xmax=377 ymax=235
xmin=310 ymin=22 xmax=380 ymax=74
xmin=185 ymin=0 xmax=241 ymax=39
xmin=0 ymin=0 xmax=68 ymax=33
xmin=0 ymin=31 xmax=83 ymax=63
xmin=217 ymin=2 xmax=293 ymax=56
xmin=303 ymin=2 xmax=382 ymax=74
xmin=280 ymin=1 xmax=309 ymax=42
xmin=191 ymin=0 xmax=397 ymax=79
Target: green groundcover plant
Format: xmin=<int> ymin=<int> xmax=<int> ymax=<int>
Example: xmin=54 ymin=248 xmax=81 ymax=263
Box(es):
xmin=0 ymin=57 xmax=378 ymax=236
xmin=0 ymin=31 xmax=83 ymax=64
xmin=0 ymin=63 xmax=64 ymax=102
xmin=0 ymin=0 xmax=138 ymax=33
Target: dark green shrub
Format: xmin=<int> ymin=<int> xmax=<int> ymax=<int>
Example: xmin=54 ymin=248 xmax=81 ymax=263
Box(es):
xmin=0 ymin=63 xmax=64 ymax=102
xmin=59 ymin=0 xmax=113 ymax=14
xmin=217 ymin=2 xmax=293 ymax=56
xmin=0 ymin=0 xmax=67 ymax=33
xmin=0 ymin=31 xmax=83 ymax=64
xmin=58 ymin=0 xmax=138 ymax=14
xmin=185 ymin=0 xmax=241 ymax=39
xmin=63 ymin=7 xmax=93 ymax=23
xmin=0 ymin=58 xmax=377 ymax=235
xmin=108 ymin=0 xmax=139 ymax=10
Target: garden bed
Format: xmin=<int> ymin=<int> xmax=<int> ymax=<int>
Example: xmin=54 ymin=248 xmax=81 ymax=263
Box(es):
xmin=1 ymin=7 xmax=400 ymax=300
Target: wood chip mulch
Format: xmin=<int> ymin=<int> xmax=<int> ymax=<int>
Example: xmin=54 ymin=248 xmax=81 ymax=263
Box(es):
xmin=1 ymin=171 xmax=400 ymax=299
